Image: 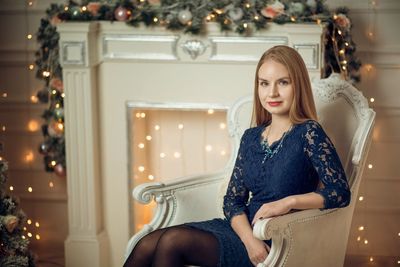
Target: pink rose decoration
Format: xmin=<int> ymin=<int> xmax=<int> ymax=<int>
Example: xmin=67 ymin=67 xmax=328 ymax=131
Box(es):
xmin=261 ymin=0 xmax=285 ymax=19
xmin=50 ymin=15 xmax=62 ymax=26
xmin=147 ymin=0 xmax=161 ymax=6
xmin=87 ymin=2 xmax=101 ymax=16
xmin=50 ymin=78 xmax=64 ymax=91
xmin=335 ymin=14 xmax=351 ymax=31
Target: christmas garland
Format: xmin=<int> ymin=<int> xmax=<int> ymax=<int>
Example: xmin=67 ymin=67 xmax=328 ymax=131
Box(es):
xmin=35 ymin=0 xmax=361 ymax=175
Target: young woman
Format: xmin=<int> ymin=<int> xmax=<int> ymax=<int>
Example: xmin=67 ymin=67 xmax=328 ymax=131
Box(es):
xmin=124 ymin=45 xmax=351 ymax=267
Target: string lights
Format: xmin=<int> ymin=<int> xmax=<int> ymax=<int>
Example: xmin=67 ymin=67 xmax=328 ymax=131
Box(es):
xmin=132 ymin=109 xmax=230 ymax=232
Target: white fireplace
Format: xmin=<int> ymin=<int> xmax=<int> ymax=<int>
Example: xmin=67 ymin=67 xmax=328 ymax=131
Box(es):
xmin=57 ymin=21 xmax=323 ymax=267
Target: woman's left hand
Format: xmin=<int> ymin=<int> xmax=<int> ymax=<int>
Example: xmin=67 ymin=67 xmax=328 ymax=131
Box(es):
xmin=252 ymin=196 xmax=294 ymax=226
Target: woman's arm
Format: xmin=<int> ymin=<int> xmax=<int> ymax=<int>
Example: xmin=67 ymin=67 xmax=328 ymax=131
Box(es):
xmin=232 ymin=213 xmax=270 ymax=266
xmin=251 ymin=192 xmax=324 ymax=225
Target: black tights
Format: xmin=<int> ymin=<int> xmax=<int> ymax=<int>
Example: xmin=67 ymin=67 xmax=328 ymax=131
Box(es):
xmin=123 ymin=225 xmax=220 ymax=267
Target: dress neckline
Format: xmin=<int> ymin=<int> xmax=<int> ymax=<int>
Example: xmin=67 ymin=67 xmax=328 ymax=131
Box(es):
xmin=259 ymin=122 xmax=297 ymax=148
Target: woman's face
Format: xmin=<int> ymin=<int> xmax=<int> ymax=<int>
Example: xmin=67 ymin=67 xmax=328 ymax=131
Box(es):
xmin=257 ymin=59 xmax=294 ymax=118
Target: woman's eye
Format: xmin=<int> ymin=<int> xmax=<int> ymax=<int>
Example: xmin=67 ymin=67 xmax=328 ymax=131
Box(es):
xmin=279 ymin=80 xmax=289 ymax=86
xmin=260 ymin=81 xmax=268 ymax=87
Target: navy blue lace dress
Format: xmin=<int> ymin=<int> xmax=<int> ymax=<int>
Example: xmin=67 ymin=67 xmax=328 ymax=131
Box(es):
xmin=185 ymin=120 xmax=351 ymax=267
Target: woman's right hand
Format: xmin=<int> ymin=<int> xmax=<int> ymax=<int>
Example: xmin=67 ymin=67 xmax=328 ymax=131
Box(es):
xmin=243 ymin=236 xmax=270 ymax=266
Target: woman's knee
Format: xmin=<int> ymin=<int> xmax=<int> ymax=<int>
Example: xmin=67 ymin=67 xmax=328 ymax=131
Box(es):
xmin=156 ymin=227 xmax=191 ymax=254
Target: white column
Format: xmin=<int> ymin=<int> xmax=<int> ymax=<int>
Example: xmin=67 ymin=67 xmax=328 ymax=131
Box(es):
xmin=58 ymin=22 xmax=109 ymax=267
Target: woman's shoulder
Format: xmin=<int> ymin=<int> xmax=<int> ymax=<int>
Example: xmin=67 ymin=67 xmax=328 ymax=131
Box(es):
xmin=295 ymin=119 xmax=324 ymax=132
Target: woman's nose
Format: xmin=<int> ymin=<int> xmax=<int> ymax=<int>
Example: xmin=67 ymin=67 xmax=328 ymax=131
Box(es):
xmin=269 ymin=84 xmax=279 ymax=97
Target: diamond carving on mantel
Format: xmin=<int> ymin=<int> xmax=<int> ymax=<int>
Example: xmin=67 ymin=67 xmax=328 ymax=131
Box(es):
xmin=181 ymin=39 xmax=208 ymax=60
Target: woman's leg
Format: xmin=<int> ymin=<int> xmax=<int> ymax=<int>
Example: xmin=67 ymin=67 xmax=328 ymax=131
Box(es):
xmin=153 ymin=225 xmax=219 ymax=267
xmin=123 ymin=228 xmax=168 ymax=267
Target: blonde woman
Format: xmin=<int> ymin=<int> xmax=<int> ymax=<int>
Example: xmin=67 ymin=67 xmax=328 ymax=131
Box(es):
xmin=124 ymin=45 xmax=351 ymax=267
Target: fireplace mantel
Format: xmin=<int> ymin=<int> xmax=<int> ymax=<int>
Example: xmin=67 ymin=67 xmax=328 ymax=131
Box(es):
xmin=57 ymin=21 xmax=323 ymax=267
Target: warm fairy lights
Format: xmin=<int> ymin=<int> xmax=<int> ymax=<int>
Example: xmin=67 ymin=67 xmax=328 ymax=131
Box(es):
xmin=358 ymin=196 xmax=364 ymax=201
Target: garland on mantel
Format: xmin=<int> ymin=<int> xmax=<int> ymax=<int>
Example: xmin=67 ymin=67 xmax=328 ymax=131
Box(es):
xmin=35 ymin=0 xmax=361 ymax=174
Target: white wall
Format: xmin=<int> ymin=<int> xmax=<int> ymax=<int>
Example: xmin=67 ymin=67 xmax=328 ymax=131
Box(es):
xmin=0 ymin=0 xmax=68 ymax=265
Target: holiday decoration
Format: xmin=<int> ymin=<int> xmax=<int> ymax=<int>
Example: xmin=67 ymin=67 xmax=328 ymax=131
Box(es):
xmin=114 ymin=6 xmax=130 ymax=21
xmin=54 ymin=164 xmax=66 ymax=177
xmin=35 ymin=0 xmax=361 ymax=174
xmin=178 ymin=9 xmax=193 ymax=25
xmin=0 ymin=159 xmax=35 ymax=266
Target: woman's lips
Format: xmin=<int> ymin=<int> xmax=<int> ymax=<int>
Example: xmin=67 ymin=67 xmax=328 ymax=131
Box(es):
xmin=268 ymin=101 xmax=282 ymax=107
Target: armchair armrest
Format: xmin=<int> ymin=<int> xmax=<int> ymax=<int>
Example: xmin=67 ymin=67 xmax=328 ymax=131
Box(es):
xmin=253 ymin=207 xmax=352 ymax=267
xmin=125 ymin=169 xmax=229 ymax=259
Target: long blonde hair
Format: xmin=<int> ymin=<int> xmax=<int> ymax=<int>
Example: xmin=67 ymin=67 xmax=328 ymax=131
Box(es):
xmin=251 ymin=45 xmax=317 ymax=127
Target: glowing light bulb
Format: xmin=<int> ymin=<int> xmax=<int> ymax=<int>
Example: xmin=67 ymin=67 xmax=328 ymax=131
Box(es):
xmin=243 ymin=23 xmax=248 ymax=28
xmin=254 ymin=15 xmax=259 ymax=20
xmin=140 ymin=113 xmax=146 ymax=118
xmin=2 ymin=125 xmax=5 ymax=131
xmin=81 ymin=6 xmax=87 ymax=11
xmin=337 ymin=30 xmax=342 ymax=35
xmin=138 ymin=166 xmax=145 ymax=172
xmin=49 ymin=181 xmax=54 ymax=188
xmin=27 ymin=34 xmax=33 ymax=39
xmin=153 ymin=17 xmax=159 ymax=23
xmin=290 ymin=16 xmax=296 ymax=22
xmin=146 ymin=135 xmax=152 ymax=141
xmin=27 ymin=232 xmax=32 ymax=238
xmin=207 ymin=109 xmax=214 ymax=115
xmin=36 ymin=234 xmax=40 ymax=240
xmin=368 ymin=164 xmax=373 ymax=169
xmin=359 ymin=196 xmax=364 ymax=201
xmin=219 ymin=123 xmax=226 ymax=129
xmin=369 ymin=257 xmax=374 ymax=262
xmin=364 ymin=239 xmax=368 ymax=244
xmin=205 ymin=145 xmax=213 ymax=152
xmin=23 ymin=227 xmax=27 ymax=231
xmin=61 ymin=93 xmax=65 ymax=98
xmin=28 ymin=120 xmax=39 ymax=132
xmin=245 ymin=3 xmax=251 ymax=8
xmin=160 ymin=153 xmax=166 ymax=158
xmin=148 ymin=175 xmax=154 ymax=180
xmin=35 ymin=222 xmax=40 ymax=227
xmin=27 ymin=219 xmax=32 ymax=225
xmin=345 ymin=42 xmax=349 ymax=47
xmin=52 ymin=90 xmax=57 ymax=95
xmin=368 ymin=32 xmax=373 ymax=37
xmin=174 ymin=152 xmax=181 ymax=158
xmin=358 ymin=226 xmax=365 ymax=231
xmin=51 ymin=160 xmax=57 ymax=166
xmin=22 ymin=235 xmax=26 ymax=239
xmin=135 ymin=112 xmax=141 ymax=118
xmin=138 ymin=143 xmax=145 ymax=149
xmin=28 ymin=1 xmax=33 ymax=6
xmin=28 ymin=187 xmax=33 ymax=192
xmin=28 ymin=64 xmax=34 ymax=70
xmin=42 ymin=71 xmax=50 ymax=77
xmin=357 ymin=236 xmax=361 ymax=241
xmin=25 ymin=152 xmax=34 ymax=162
xmin=370 ymin=98 xmax=375 ymax=103
xmin=2 ymin=93 xmax=7 ymax=98
xmin=9 ymin=186 xmax=14 ymax=191
xmin=220 ymin=150 xmax=226 ymax=156
xmin=31 ymin=95 xmax=38 ymax=103
xmin=154 ymin=125 xmax=160 ymax=130
xmin=178 ymin=124 xmax=184 ymax=130
xmin=339 ymin=49 xmax=345 ymax=55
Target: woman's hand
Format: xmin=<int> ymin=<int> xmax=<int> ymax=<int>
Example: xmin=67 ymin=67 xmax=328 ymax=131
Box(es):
xmin=243 ymin=236 xmax=270 ymax=266
xmin=252 ymin=196 xmax=294 ymax=225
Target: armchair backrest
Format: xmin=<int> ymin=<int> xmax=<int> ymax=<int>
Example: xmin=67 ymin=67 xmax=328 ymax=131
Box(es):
xmin=219 ymin=74 xmax=375 ymax=215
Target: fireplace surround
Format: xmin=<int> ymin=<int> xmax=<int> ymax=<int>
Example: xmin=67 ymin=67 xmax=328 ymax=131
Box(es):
xmin=57 ymin=21 xmax=323 ymax=267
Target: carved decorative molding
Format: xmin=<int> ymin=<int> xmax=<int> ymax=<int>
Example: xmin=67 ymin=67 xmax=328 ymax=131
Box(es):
xmin=181 ymin=39 xmax=208 ymax=60
xmin=293 ymin=43 xmax=319 ymax=69
xmin=61 ymin=41 xmax=85 ymax=66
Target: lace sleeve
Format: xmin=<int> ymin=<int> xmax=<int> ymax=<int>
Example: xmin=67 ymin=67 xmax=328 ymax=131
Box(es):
xmin=223 ymin=130 xmax=250 ymax=222
xmin=304 ymin=121 xmax=351 ymax=209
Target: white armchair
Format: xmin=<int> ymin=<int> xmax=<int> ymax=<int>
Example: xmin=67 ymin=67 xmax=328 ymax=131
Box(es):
xmin=125 ymin=74 xmax=375 ymax=267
